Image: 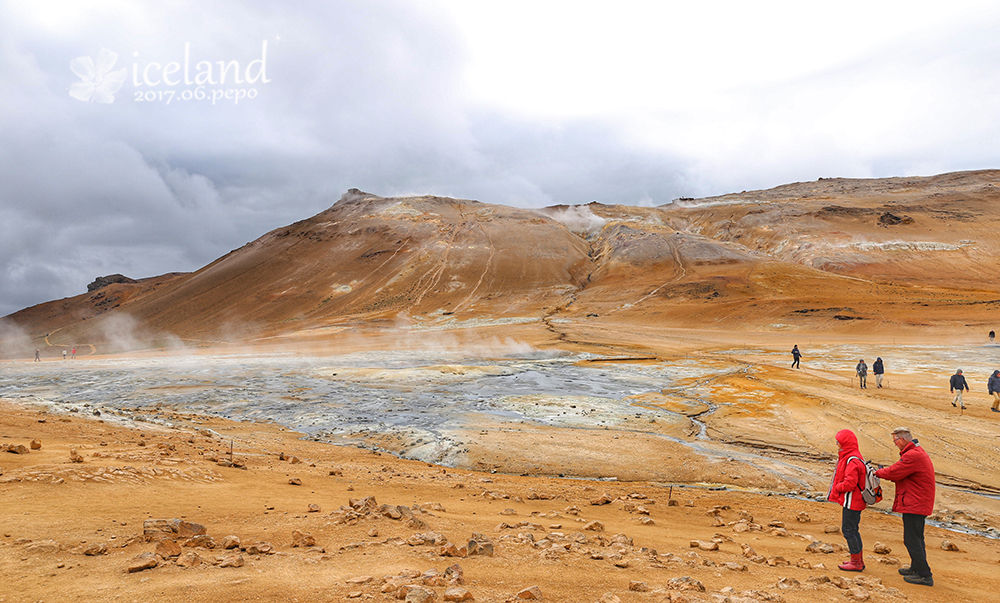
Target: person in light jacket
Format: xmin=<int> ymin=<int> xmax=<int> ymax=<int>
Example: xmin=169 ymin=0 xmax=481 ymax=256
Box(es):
xmin=855 ymin=359 xmax=868 ymax=389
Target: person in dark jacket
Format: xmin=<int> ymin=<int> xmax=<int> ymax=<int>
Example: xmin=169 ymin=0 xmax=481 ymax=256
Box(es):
xmin=828 ymin=429 xmax=868 ymax=571
xmin=950 ymin=369 xmax=969 ymax=409
xmin=989 ymin=369 xmax=1000 ymax=412
xmin=875 ymin=427 xmax=936 ymax=586
xmin=855 ymin=359 xmax=868 ymax=389
xmin=791 ymin=345 xmax=801 ymax=369
xmin=873 ymin=357 xmax=884 ymax=388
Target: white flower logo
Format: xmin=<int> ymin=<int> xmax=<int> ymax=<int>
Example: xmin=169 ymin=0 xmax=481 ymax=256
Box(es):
xmin=69 ymin=48 xmax=127 ymax=103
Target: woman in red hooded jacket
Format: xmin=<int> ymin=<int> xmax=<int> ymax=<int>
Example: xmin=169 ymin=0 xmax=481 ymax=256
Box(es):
xmin=828 ymin=429 xmax=867 ymax=571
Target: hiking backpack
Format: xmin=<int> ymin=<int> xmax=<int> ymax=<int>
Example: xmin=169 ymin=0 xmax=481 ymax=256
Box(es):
xmin=848 ymin=456 xmax=883 ymax=504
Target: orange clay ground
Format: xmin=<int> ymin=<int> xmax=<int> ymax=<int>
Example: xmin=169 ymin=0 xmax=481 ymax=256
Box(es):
xmin=3 ymin=326 xmax=1000 ymax=603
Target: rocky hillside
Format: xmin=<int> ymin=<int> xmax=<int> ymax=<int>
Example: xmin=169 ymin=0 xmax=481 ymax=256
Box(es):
xmin=4 ymin=171 xmax=1000 ymax=354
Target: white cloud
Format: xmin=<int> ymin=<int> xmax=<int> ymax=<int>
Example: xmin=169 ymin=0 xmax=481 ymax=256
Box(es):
xmin=3 ymin=0 xmax=1000 ymax=316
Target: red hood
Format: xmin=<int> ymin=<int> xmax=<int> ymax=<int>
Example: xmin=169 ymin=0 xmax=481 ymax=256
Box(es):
xmin=836 ymin=429 xmax=861 ymax=459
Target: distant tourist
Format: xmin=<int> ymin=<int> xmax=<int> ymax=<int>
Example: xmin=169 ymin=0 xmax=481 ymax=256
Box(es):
xmin=827 ymin=429 xmax=868 ymax=572
xmin=71 ymin=347 xmax=76 ymax=359
xmin=873 ymin=357 xmax=884 ymax=388
xmin=791 ymin=345 xmax=801 ymax=369
xmin=62 ymin=349 xmax=67 ymax=360
xmin=990 ymin=330 xmax=995 ymax=343
xmin=950 ymin=369 xmax=969 ymax=409
xmin=856 ymin=359 xmax=868 ymax=389
xmin=875 ymin=427 xmax=935 ymax=587
xmin=34 ymin=349 xmax=40 ymax=362
xmin=989 ymin=370 xmax=1000 ymax=413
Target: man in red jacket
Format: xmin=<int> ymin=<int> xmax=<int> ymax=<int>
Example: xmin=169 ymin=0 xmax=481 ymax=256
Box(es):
xmin=875 ymin=427 xmax=935 ymax=586
xmin=827 ymin=429 xmax=868 ymax=571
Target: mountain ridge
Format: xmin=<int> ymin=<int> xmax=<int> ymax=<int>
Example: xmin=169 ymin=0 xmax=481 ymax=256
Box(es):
xmin=4 ymin=170 xmax=1000 ymax=356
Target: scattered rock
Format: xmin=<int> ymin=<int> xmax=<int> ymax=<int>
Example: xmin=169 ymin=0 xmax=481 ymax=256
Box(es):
xmin=806 ymin=541 xmax=835 ymax=554
xmin=444 ymin=564 xmax=464 ymax=585
xmin=176 ymin=551 xmax=201 ymax=567
xmin=599 ymin=594 xmax=621 ymax=603
xmin=220 ymin=535 xmax=241 ymax=550
xmin=467 ymin=533 xmax=494 ymax=557
xmin=245 ymin=541 xmax=274 ymax=555
xmin=582 ymin=520 xmax=604 ymax=532
xmin=30 ymin=439 xmax=42 ymax=450
xmin=174 ymin=520 xmax=207 ymax=539
xmin=873 ymin=542 xmax=891 ymax=555
xmin=288 ymin=477 xmax=302 ymax=485
xmin=185 ymin=535 xmax=215 ymax=549
xmin=847 ymin=587 xmax=871 ymax=601
xmin=941 ymin=540 xmax=960 ymax=552
xmin=154 ymin=539 xmax=181 ymax=558
xmin=628 ymin=581 xmax=649 ymax=592
xmin=127 ymin=552 xmax=159 ymax=573
xmin=346 ymin=576 xmax=374 ymax=584
xmin=689 ymin=540 xmax=719 ymax=551
xmin=823 ymin=525 xmax=840 ymax=534
xmin=292 ymin=530 xmax=316 ymax=548
xmin=590 ymin=493 xmax=613 ymax=505
xmin=308 ymin=504 xmax=321 ymax=513
xmin=776 ymin=577 xmax=800 ymax=589
xmin=796 ymin=512 xmax=811 ymax=523
xmin=404 ymin=587 xmax=436 ymax=603
xmin=82 ymin=543 xmax=108 ymax=556
xmin=219 ymin=554 xmax=244 ymax=568
xmin=666 ymin=576 xmax=705 ymax=591
xmin=516 ymin=586 xmax=543 ymax=600
xmin=69 ymin=449 xmax=84 ymax=463
xmin=443 ymin=587 xmax=474 ymax=601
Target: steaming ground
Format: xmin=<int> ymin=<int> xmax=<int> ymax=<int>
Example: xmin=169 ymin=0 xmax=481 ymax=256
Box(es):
xmin=4 ymin=340 xmax=1000 ymax=510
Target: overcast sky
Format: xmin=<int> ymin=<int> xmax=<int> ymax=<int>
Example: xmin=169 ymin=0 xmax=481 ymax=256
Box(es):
xmin=3 ymin=0 xmax=1000 ymax=317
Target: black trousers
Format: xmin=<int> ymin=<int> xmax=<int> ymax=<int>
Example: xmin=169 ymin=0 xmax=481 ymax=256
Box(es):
xmin=842 ymin=507 xmax=863 ymax=554
xmin=902 ymin=513 xmax=932 ymax=577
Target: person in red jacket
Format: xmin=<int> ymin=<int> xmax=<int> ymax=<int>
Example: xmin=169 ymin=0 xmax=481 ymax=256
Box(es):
xmin=875 ymin=427 xmax=936 ymax=586
xmin=827 ymin=429 xmax=868 ymax=571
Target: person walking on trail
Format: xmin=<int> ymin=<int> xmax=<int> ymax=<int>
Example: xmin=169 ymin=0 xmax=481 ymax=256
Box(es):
xmin=950 ymin=369 xmax=969 ymax=409
xmin=875 ymin=427 xmax=936 ymax=587
xmin=856 ymin=359 xmax=868 ymax=389
xmin=989 ymin=369 xmax=1000 ymax=413
xmin=71 ymin=347 xmax=76 ymax=359
xmin=828 ymin=429 xmax=868 ymax=572
xmin=990 ymin=330 xmax=995 ymax=343
xmin=791 ymin=345 xmax=801 ymax=369
xmin=34 ymin=349 xmax=40 ymax=362
xmin=62 ymin=349 xmax=67 ymax=360
xmin=873 ymin=357 xmax=885 ymax=388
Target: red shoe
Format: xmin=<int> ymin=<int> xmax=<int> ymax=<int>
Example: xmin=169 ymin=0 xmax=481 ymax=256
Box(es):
xmin=839 ymin=552 xmax=865 ymax=572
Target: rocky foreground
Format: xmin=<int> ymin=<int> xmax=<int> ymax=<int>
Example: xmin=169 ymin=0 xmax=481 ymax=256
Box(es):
xmin=2 ymin=399 xmax=998 ymax=603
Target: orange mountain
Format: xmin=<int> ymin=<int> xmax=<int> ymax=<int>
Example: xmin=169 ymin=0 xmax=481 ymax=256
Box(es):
xmin=5 ymin=171 xmax=1000 ymax=356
